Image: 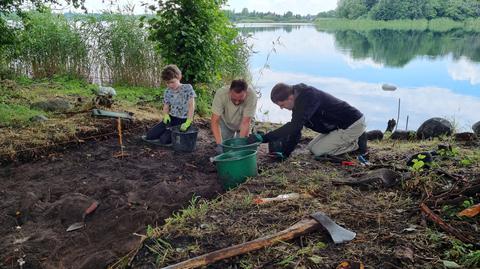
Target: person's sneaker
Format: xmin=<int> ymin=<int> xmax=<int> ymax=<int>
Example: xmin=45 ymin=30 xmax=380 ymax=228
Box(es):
xmin=357 ymin=132 xmax=368 ymax=155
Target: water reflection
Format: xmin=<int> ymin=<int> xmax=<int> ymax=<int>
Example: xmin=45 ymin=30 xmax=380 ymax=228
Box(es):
xmin=330 ymin=29 xmax=480 ymax=67
xmin=240 ymin=23 xmax=480 ymax=131
xmin=256 ymin=69 xmax=480 ymax=132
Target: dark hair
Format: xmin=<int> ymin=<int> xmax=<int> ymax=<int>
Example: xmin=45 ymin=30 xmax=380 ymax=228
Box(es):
xmin=229 ymin=79 xmax=248 ymax=93
xmin=271 ymin=83 xmax=293 ymax=103
xmin=161 ymin=64 xmax=182 ymax=81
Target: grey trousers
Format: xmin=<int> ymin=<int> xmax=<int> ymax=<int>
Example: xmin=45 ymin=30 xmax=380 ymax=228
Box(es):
xmin=307 ymin=116 xmax=366 ymax=156
xmin=220 ymin=118 xmax=239 ymax=141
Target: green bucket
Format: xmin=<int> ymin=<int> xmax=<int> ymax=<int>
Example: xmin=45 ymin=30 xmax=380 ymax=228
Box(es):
xmin=212 ymin=149 xmax=258 ymax=190
xmin=221 ymin=137 xmax=261 ymax=153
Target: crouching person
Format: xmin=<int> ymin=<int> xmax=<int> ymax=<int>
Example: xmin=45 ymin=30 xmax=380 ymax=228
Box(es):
xmin=248 ymin=83 xmax=367 ymax=159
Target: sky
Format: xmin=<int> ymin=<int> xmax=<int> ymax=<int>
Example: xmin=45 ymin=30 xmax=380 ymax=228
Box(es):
xmin=57 ymin=0 xmax=338 ymax=15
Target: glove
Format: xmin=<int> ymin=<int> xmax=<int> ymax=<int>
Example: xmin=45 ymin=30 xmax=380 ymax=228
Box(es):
xmin=215 ymin=144 xmax=223 ymax=154
xmin=269 ymin=152 xmax=285 ymax=161
xmin=162 ymin=114 xmax=171 ymax=124
xmin=247 ymin=133 xmax=263 ymax=144
xmin=180 ymin=119 xmax=192 ymax=132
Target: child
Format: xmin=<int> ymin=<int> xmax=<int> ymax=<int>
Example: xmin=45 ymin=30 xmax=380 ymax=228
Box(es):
xmin=145 ymin=64 xmax=196 ymax=144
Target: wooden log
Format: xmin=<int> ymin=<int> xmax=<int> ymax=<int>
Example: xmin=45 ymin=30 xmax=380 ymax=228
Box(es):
xmin=160 ymin=219 xmax=321 ymax=269
xmin=419 ymin=203 xmax=473 ymax=244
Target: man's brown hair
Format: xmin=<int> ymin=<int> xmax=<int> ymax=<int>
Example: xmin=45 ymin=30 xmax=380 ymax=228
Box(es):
xmin=229 ymin=79 xmax=248 ymax=93
xmin=271 ymin=83 xmax=293 ymax=103
xmin=161 ymin=64 xmax=182 ymax=81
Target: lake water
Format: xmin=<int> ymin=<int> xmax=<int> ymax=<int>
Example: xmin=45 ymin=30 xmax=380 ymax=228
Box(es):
xmin=240 ymin=23 xmax=480 ymax=132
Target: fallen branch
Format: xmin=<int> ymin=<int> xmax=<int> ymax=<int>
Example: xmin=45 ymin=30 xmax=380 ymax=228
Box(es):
xmin=419 ymin=203 xmax=473 ymax=244
xmin=160 ymin=218 xmax=321 ymax=269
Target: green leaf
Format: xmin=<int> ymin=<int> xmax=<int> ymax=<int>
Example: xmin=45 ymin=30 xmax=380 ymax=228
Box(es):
xmin=442 ymin=260 xmax=462 ymax=268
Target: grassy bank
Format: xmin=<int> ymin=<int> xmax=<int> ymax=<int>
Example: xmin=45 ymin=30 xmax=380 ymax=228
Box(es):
xmin=0 ymin=77 xmax=214 ymax=162
xmin=315 ymin=18 xmax=480 ymax=32
xmin=125 ymin=136 xmax=480 ymax=268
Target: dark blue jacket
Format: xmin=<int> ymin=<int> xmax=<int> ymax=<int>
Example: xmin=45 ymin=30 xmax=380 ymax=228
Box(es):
xmin=264 ymin=84 xmax=363 ymax=156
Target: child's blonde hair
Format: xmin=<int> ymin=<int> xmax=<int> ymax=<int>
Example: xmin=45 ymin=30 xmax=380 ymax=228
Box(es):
xmin=161 ymin=64 xmax=182 ymax=81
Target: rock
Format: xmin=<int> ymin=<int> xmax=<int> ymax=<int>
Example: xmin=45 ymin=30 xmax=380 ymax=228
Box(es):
xmin=473 ymin=121 xmax=480 ymax=136
xmin=386 ymin=119 xmax=396 ymax=132
xmin=367 ymin=130 xmax=383 ymax=141
xmin=391 ymin=130 xmax=416 ymax=140
xmin=382 ymin=84 xmax=397 ymax=91
xmin=31 ymin=99 xmax=72 ymax=112
xmin=416 ymin=117 xmax=453 ymax=139
xmin=455 ymin=132 xmax=477 ymax=142
xmin=97 ymin=86 xmax=116 ymax=96
xmin=29 ymin=115 xmax=48 ymax=122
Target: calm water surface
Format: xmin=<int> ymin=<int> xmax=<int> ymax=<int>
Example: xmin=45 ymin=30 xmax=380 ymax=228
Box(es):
xmin=240 ymin=23 xmax=480 ymax=131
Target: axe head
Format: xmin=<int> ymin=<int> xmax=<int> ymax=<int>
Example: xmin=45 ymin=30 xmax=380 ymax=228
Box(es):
xmin=310 ymin=212 xmax=356 ymax=244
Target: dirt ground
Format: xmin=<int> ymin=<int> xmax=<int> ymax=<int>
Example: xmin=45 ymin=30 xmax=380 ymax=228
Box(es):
xmin=0 ymin=123 xmax=224 ymax=269
xmin=1 ymin=120 xmax=478 ymax=269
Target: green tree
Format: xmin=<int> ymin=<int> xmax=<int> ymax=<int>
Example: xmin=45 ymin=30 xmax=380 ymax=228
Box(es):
xmin=364 ymin=0 xmax=379 ymax=9
xmin=369 ymin=0 xmax=426 ymax=20
xmin=146 ymin=0 xmax=244 ymax=84
xmin=337 ymin=0 xmax=368 ymax=19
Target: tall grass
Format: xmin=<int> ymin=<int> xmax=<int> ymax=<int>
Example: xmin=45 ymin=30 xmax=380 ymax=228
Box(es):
xmin=14 ymin=11 xmax=89 ymax=79
xmin=315 ymin=18 xmax=480 ymax=32
xmin=84 ymin=14 xmax=164 ymax=87
xmin=8 ymin=11 xmax=163 ymax=87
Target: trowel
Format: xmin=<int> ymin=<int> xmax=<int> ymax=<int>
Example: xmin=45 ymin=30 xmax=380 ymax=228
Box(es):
xmin=310 ymin=212 xmax=356 ymax=244
xmin=66 ymin=201 xmax=99 ymax=232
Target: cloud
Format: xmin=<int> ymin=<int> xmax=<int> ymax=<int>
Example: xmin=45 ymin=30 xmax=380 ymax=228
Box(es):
xmin=343 ymin=55 xmax=384 ymax=69
xmin=255 ymin=69 xmax=480 ymax=131
xmin=227 ymin=0 xmax=337 ymax=15
xmin=448 ymin=57 xmax=480 ymax=85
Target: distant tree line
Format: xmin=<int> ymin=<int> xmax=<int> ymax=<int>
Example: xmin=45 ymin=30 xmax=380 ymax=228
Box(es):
xmin=225 ymin=8 xmax=316 ymax=22
xmin=326 ymin=0 xmax=480 ymax=21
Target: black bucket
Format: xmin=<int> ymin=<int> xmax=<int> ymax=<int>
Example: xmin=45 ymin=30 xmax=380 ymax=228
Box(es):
xmin=171 ymin=125 xmax=199 ymax=152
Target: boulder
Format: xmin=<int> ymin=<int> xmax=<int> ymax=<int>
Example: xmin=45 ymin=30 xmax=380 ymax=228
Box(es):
xmin=473 ymin=121 xmax=480 ymax=136
xmin=391 ymin=130 xmax=416 ymax=140
xmin=455 ymin=132 xmax=477 ymax=142
xmin=367 ymin=130 xmax=383 ymax=141
xmin=416 ymin=118 xmax=453 ymax=139
xmin=31 ymin=99 xmax=72 ymax=112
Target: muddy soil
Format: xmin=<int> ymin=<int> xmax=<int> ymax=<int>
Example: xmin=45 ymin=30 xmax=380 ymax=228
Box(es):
xmin=0 ymin=125 xmax=223 ymax=269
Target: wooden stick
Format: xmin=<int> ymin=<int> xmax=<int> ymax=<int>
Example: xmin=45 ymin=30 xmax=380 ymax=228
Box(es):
xmin=160 ymin=219 xmax=320 ymax=269
xmin=115 ymin=117 xmax=127 ymax=158
xmin=419 ymin=203 xmax=472 ymax=244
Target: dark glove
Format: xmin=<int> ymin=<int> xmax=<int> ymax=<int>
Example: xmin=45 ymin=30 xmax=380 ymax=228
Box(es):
xmin=247 ymin=133 xmax=263 ymax=144
xmin=268 ymin=152 xmax=286 ymax=161
xmin=215 ymin=144 xmax=223 ymax=155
